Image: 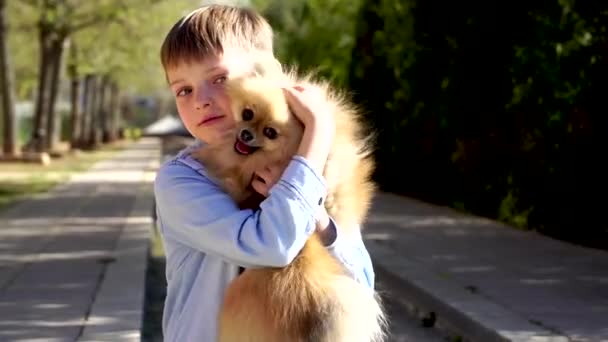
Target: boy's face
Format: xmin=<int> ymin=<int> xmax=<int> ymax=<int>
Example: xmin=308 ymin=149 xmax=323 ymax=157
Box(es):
xmin=166 ymin=50 xmax=255 ymax=145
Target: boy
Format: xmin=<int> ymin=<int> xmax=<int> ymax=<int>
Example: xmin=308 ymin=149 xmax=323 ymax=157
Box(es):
xmin=154 ymin=4 xmax=376 ymax=341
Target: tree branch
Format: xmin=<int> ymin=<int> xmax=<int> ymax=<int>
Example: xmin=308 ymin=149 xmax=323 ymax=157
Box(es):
xmin=68 ymin=1 xmax=127 ymax=32
xmin=17 ymin=0 xmax=39 ymax=7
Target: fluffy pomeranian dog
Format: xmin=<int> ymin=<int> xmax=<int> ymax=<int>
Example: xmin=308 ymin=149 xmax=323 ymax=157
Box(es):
xmin=191 ymin=65 xmax=386 ymax=342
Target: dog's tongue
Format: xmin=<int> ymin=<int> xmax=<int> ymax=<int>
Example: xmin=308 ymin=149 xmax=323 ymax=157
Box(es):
xmin=234 ymin=140 xmax=255 ymax=155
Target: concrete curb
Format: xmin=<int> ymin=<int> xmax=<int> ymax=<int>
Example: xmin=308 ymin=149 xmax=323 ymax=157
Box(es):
xmin=77 ymin=186 xmax=154 ymax=342
xmin=366 ymin=239 xmax=570 ymax=342
xmin=77 ymin=140 xmax=159 ymax=342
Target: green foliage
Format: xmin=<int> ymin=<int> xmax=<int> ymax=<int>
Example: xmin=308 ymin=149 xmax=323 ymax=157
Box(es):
xmin=498 ymin=189 xmax=533 ymax=229
xmin=69 ymin=0 xmax=200 ymax=94
xmin=6 ymin=1 xmax=38 ymax=100
xmin=344 ymin=0 xmax=608 ymax=247
xmin=254 ymin=0 xmax=362 ymax=87
xmin=123 ymin=127 xmax=142 ymax=141
xmin=5 ymin=0 xmax=201 ymax=100
xmin=0 ymin=114 xmax=29 ymax=145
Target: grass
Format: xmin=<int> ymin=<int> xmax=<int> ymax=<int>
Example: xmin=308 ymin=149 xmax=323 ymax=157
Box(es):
xmin=0 ymin=176 xmax=61 ymax=208
xmin=0 ymin=141 xmax=128 ymax=173
xmin=0 ymin=140 xmax=130 ymax=211
xmin=141 ymin=135 xmax=193 ymax=342
xmin=142 ymin=221 xmax=167 ymax=342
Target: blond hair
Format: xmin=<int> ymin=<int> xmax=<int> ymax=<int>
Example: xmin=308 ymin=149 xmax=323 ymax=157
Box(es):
xmin=160 ymin=4 xmax=274 ymax=70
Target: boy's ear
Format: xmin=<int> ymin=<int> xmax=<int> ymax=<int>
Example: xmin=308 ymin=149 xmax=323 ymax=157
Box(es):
xmin=251 ymin=61 xmax=262 ymax=75
xmin=250 ymin=61 xmax=293 ymax=90
xmin=251 ymin=56 xmax=283 ymax=78
xmin=251 ymin=61 xmax=268 ymax=78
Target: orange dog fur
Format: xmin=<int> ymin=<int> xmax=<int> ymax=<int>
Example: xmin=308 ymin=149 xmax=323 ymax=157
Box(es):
xmin=191 ymin=68 xmax=387 ymax=342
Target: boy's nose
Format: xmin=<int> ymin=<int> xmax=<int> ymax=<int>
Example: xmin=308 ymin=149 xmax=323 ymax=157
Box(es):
xmin=196 ymin=81 xmax=215 ymax=108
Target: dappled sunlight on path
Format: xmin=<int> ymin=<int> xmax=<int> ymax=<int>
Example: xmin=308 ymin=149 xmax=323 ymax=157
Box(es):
xmin=0 ymin=138 xmax=159 ymax=341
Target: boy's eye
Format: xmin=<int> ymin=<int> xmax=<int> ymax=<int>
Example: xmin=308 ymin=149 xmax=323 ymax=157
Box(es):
xmin=214 ymin=75 xmax=227 ymax=84
xmin=176 ymin=88 xmax=192 ymax=97
xmin=263 ymin=127 xmax=278 ymax=140
xmin=242 ymin=109 xmax=254 ymax=121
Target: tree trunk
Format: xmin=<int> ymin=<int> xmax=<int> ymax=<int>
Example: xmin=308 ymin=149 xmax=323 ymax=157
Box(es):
xmin=84 ymin=74 xmax=98 ymax=149
xmin=107 ymin=82 xmax=120 ymax=142
xmin=98 ymin=75 xmax=109 ymax=144
xmin=29 ymin=29 xmax=53 ymax=152
xmin=92 ymin=74 xmax=107 ymax=148
xmin=66 ymin=39 xmax=80 ymax=149
xmin=0 ymin=0 xmax=18 ymax=156
xmin=68 ymin=76 xmax=81 ymax=148
xmin=79 ymin=74 xmax=91 ymax=148
xmin=45 ymin=36 xmax=65 ymax=153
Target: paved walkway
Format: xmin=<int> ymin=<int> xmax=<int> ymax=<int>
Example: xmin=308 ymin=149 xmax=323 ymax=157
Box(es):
xmin=2 ymin=136 xmax=606 ymax=342
xmin=364 ymin=193 xmax=608 ymax=342
xmin=0 ymin=138 xmax=160 ymax=342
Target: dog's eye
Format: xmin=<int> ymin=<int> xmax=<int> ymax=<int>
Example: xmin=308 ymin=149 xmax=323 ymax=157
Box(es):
xmin=242 ymin=109 xmax=254 ymax=121
xmin=263 ymin=127 xmax=278 ymax=140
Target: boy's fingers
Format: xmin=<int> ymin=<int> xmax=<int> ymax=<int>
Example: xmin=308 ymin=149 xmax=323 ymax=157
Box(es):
xmin=256 ymin=165 xmax=280 ymax=186
xmin=283 ymin=88 xmax=312 ymax=123
xmin=251 ymin=172 xmax=269 ymax=196
xmin=251 ymin=177 xmax=274 ymax=198
xmin=282 ymin=87 xmax=302 ymax=104
xmin=251 ymin=178 xmax=268 ymax=197
xmin=254 ymin=169 xmax=270 ymax=184
xmin=266 ymin=165 xmax=281 ymax=184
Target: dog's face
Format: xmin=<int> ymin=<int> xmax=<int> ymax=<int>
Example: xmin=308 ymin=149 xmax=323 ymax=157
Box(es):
xmin=225 ymin=77 xmax=303 ymax=164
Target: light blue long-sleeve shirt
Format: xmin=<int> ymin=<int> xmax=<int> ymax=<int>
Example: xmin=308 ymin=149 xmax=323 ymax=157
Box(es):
xmin=154 ymin=141 xmax=376 ymax=341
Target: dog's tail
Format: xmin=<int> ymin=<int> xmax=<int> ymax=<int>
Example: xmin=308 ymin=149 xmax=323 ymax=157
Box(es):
xmin=322 ymin=269 xmax=388 ymax=342
xmin=218 ymin=234 xmax=387 ymax=342
xmin=287 ymin=235 xmax=388 ymax=342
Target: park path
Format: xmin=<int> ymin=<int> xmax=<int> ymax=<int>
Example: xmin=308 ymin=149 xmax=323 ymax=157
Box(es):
xmin=0 ymin=138 xmax=159 ymax=342
xmin=365 ymin=192 xmax=608 ymax=341
xmin=1 ymin=136 xmax=606 ymax=342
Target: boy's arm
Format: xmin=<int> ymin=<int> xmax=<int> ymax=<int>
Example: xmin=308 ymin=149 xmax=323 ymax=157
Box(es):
xmin=154 ymin=155 xmax=326 ymax=268
xmin=319 ymin=218 xmax=376 ymax=291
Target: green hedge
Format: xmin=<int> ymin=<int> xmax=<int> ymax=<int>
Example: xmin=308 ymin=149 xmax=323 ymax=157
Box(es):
xmin=264 ymin=0 xmax=608 ymax=248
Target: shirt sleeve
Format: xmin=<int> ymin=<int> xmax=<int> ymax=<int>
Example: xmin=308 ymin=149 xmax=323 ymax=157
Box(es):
xmin=154 ymin=155 xmax=327 ymax=268
xmin=323 ymin=218 xmax=376 ymax=291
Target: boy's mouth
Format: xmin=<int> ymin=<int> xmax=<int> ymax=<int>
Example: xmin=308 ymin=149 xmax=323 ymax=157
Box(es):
xmin=234 ymin=139 xmax=260 ymax=155
xmin=198 ymin=115 xmax=224 ymax=126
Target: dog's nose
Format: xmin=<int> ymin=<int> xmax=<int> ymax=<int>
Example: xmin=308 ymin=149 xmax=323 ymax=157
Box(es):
xmin=240 ymin=129 xmax=254 ymax=142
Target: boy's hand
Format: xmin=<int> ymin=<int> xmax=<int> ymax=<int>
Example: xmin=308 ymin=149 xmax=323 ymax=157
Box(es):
xmin=283 ymin=86 xmax=335 ymax=174
xmin=253 ymin=85 xmax=336 ymax=197
xmin=251 ymin=164 xmax=282 ymax=197
xmin=283 ymin=85 xmax=333 ymax=128
xmin=251 ymin=85 xmax=336 ymax=239
xmin=315 ymin=208 xmax=334 ymax=244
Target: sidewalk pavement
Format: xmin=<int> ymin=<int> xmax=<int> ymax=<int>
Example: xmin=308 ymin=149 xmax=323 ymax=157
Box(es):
xmin=2 ymin=136 xmax=606 ymax=342
xmin=364 ymin=192 xmax=608 ymax=342
xmin=0 ymin=138 xmax=160 ymax=342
